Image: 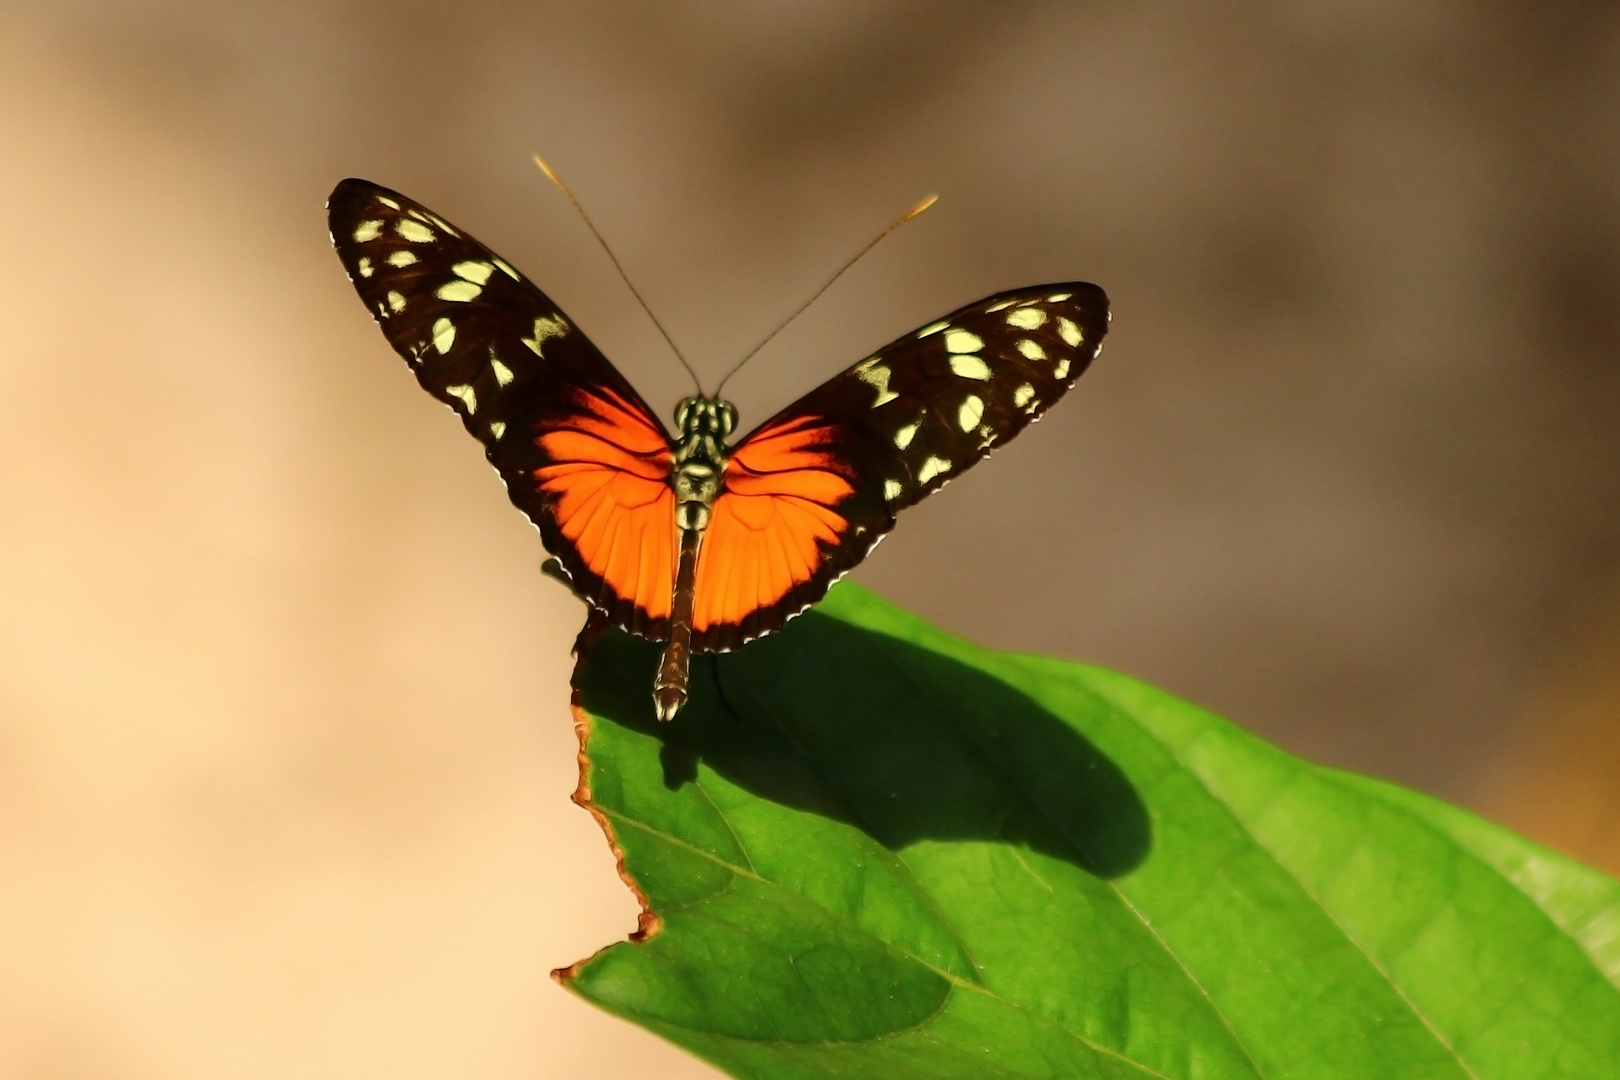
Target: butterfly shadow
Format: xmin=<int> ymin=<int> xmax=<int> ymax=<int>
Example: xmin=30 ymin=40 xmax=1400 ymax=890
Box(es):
xmin=573 ymin=601 xmax=1150 ymax=880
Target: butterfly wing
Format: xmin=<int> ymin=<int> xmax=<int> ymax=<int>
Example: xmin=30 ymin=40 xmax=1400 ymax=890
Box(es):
xmin=692 ymin=283 xmax=1110 ymax=651
xmin=327 ymin=178 xmax=678 ymax=638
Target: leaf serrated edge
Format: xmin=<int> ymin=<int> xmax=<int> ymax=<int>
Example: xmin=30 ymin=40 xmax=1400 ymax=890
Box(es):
xmin=554 ymin=625 xmax=663 ymax=985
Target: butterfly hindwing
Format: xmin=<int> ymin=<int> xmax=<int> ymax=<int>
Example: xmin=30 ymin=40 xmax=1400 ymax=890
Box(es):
xmin=690 ymin=283 xmax=1109 ymax=651
xmin=327 ymin=179 xmax=678 ymax=637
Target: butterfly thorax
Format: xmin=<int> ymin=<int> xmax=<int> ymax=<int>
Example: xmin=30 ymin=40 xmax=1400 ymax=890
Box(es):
xmin=670 ymin=395 xmax=737 ymax=532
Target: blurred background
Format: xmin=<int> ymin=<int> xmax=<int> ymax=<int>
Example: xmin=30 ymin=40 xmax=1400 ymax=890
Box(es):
xmin=1 ymin=1 xmax=1618 ymax=1077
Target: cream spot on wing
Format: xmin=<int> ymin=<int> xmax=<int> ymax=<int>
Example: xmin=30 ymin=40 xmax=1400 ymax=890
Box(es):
xmin=387 ymin=250 xmax=418 ymax=268
xmin=453 ymin=260 xmax=495 ymax=285
xmin=377 ymin=196 xmax=400 ymax=210
xmin=976 ymin=424 xmax=996 ymax=448
xmin=1006 ymin=306 xmax=1047 ymax=330
xmin=490 ymin=356 xmax=515 ymax=386
xmin=1013 ymin=383 xmax=1035 ymax=408
xmin=432 ymin=317 xmax=456 ymax=354
xmin=1047 ymin=292 xmax=1071 ymax=302
xmin=1058 ymin=316 xmax=1083 ymax=347
xmin=987 ymin=299 xmax=1016 ymax=312
xmin=489 ymin=421 xmax=506 ymax=440
xmin=352 ymin=219 xmax=384 ymax=242
xmin=958 ymin=394 xmax=985 ymax=431
xmin=426 ymin=213 xmax=460 ymax=237
xmin=386 ymin=290 xmax=406 ymax=312
xmin=357 ymin=257 xmax=373 ymax=278
xmin=916 ymin=456 xmax=951 ymax=485
xmin=945 ymin=329 xmax=984 ymax=353
xmin=521 ymin=314 xmax=570 ymax=356
xmin=492 ymin=257 xmax=520 ymax=280
xmin=893 ymin=419 xmax=920 ymax=449
xmin=884 ymin=478 xmax=903 ymax=502
xmin=445 ymin=384 xmax=477 ymax=413
xmin=916 ymin=320 xmax=950 ymax=338
xmin=1053 ymin=358 xmax=1070 ymax=380
xmin=854 ymin=357 xmax=900 ymax=407
xmin=1016 ymin=339 xmax=1046 ymax=361
xmin=950 ymin=354 xmax=991 ymax=380
xmin=395 ymin=219 xmax=435 ymax=243
xmin=436 ymin=279 xmax=483 ymax=302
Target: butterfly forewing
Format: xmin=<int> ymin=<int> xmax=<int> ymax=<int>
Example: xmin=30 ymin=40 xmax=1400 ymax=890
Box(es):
xmin=688 ymin=283 xmax=1109 ymax=652
xmin=765 ymin=283 xmax=1108 ymax=505
xmin=327 ymin=179 xmax=678 ymax=637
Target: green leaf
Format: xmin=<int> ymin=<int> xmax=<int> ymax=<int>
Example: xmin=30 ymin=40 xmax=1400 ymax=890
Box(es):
xmin=560 ymin=582 xmax=1620 ymax=1079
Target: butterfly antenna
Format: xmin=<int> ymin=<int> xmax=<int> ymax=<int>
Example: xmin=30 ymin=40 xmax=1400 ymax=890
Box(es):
xmin=714 ymin=192 xmax=938 ymax=396
xmin=533 ymin=153 xmax=704 ymax=395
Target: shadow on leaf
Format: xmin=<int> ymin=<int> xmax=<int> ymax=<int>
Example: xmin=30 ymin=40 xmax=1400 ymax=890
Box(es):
xmin=576 ymin=606 xmax=1150 ymax=879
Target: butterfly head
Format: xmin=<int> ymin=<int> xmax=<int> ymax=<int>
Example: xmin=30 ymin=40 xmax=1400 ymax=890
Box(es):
xmin=673 ymin=395 xmax=738 ymax=471
xmin=674 ymin=396 xmax=738 ymax=442
xmin=671 ymin=396 xmax=736 ymax=532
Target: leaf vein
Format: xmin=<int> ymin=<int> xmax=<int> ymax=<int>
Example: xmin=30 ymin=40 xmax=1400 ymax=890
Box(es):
xmin=1073 ymin=669 xmax=1484 ymax=1080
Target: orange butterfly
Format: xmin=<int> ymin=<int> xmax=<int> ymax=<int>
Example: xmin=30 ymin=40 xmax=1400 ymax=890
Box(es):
xmin=328 ymin=179 xmax=1108 ymax=719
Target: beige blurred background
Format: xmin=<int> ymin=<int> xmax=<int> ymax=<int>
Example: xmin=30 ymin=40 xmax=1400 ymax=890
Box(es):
xmin=1 ymin=2 xmax=1618 ymax=1077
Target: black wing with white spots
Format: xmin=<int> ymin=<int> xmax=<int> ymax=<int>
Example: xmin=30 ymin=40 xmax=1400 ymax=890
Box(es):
xmin=687 ymin=283 xmax=1109 ymax=652
xmin=327 ymin=178 xmax=680 ymax=636
xmin=793 ymin=283 xmax=1108 ymax=506
xmin=745 ymin=282 xmax=1106 ymax=499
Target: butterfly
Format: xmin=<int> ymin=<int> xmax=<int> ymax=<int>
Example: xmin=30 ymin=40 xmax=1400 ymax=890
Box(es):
xmin=327 ymin=178 xmax=1109 ymax=720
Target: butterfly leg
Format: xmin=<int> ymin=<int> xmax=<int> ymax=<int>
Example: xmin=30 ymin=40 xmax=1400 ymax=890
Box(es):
xmin=653 ymin=527 xmax=703 ymax=721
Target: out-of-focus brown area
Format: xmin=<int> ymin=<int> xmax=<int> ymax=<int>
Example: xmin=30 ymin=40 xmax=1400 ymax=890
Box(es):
xmin=0 ymin=2 xmax=1617 ymax=1077
xmin=1476 ymin=586 xmax=1620 ymax=873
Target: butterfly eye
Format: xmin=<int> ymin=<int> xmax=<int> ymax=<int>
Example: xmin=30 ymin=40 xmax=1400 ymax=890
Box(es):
xmin=674 ymin=397 xmax=695 ymax=430
xmin=719 ymin=401 xmax=737 ymax=437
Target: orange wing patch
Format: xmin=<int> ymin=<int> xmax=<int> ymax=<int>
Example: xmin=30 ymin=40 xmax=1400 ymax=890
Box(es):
xmin=536 ymin=388 xmax=676 ymax=620
xmin=693 ymin=416 xmax=854 ymax=632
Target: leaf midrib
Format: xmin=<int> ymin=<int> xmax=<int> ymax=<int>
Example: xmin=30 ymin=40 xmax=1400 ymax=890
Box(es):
xmin=880 ymin=646 xmax=1272 ymax=1080
xmin=1061 ymin=663 xmax=1488 ymax=1080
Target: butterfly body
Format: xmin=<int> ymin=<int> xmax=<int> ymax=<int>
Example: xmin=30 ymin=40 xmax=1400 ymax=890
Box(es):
xmin=327 ymin=179 xmax=1109 ymax=720
xmin=655 ymin=395 xmax=736 ymax=719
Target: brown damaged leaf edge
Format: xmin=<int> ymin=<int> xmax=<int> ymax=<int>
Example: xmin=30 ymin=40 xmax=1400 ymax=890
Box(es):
xmin=552 ymin=611 xmax=661 ymax=987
